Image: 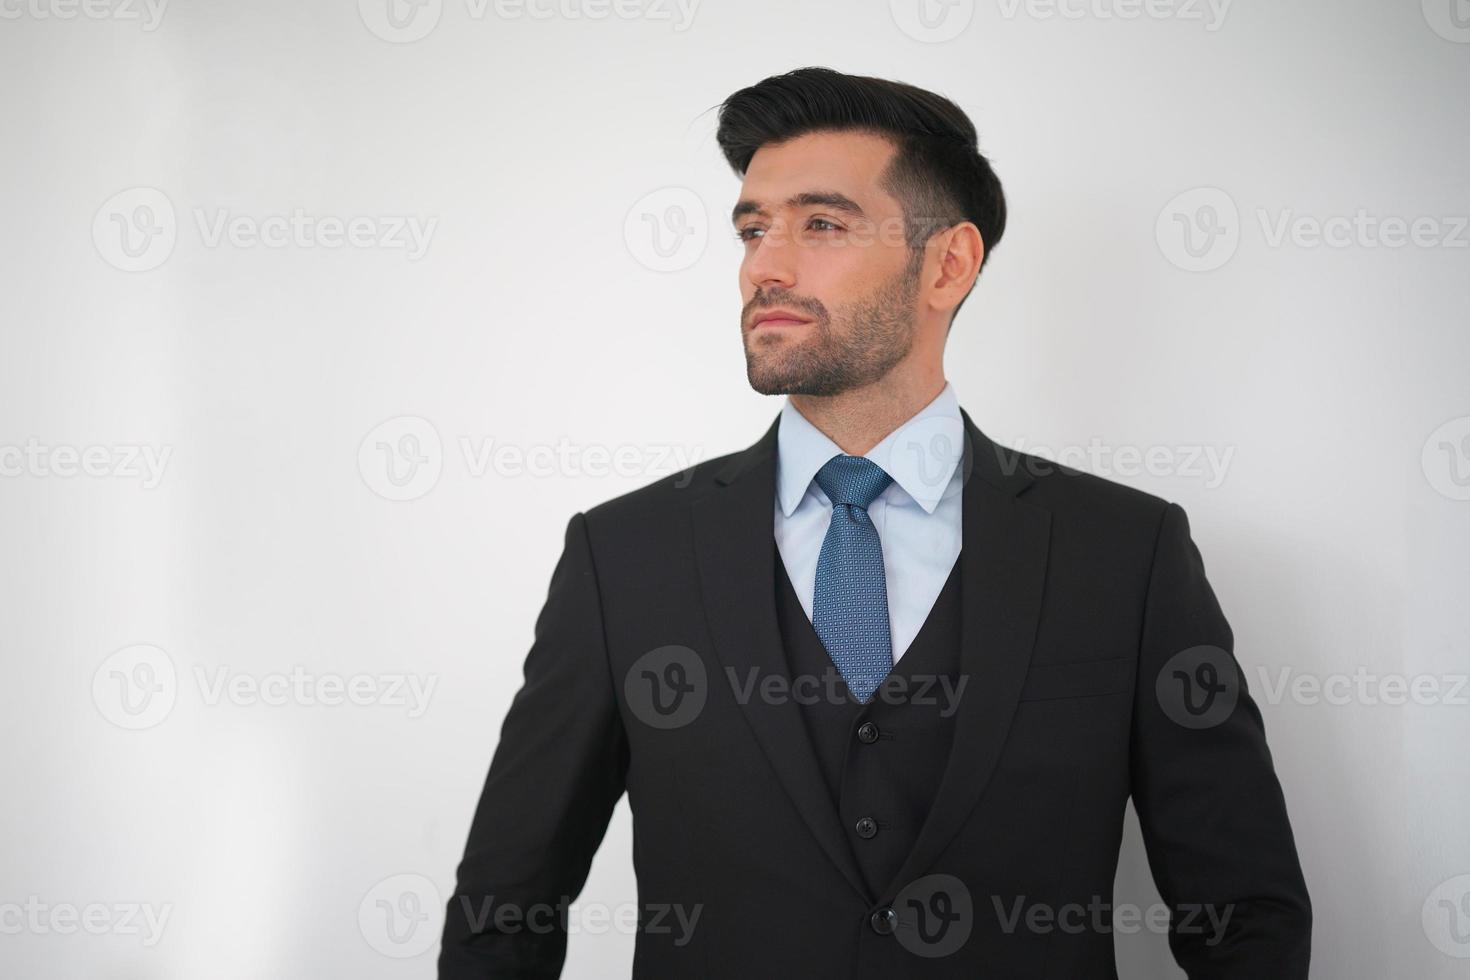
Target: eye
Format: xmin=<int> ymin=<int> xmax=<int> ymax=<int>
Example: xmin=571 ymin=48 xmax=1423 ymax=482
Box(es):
xmin=735 ymin=226 xmax=764 ymax=242
xmin=809 ymin=217 xmax=842 ymax=232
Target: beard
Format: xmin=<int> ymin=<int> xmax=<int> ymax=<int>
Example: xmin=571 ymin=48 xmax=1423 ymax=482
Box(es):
xmin=743 ymin=256 xmax=922 ymax=397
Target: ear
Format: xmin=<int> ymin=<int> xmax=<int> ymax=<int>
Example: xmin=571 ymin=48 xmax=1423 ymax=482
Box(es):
xmin=928 ymin=222 xmax=984 ymax=317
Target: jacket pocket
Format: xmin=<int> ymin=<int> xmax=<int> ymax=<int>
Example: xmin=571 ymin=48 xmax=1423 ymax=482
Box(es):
xmin=1018 ymin=656 xmax=1133 ymax=701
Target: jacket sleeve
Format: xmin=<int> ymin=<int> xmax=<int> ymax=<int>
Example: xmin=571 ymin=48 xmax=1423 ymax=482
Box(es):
xmin=1129 ymin=502 xmax=1312 ymax=979
xmin=439 ymin=511 xmax=630 ymax=979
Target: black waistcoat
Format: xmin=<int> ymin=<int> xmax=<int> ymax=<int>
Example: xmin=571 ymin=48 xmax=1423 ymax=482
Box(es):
xmin=773 ymin=546 xmax=965 ymax=897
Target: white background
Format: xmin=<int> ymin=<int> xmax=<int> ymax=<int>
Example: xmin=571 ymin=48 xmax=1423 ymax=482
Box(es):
xmin=2 ymin=0 xmax=1468 ymax=976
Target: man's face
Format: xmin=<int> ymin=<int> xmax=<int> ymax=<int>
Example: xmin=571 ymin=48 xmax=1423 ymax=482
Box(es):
xmin=733 ymin=129 xmax=923 ymax=396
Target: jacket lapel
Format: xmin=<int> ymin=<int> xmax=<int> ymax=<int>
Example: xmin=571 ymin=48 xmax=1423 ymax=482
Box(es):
xmin=879 ymin=407 xmax=1051 ymax=898
xmin=689 ymin=413 xmax=872 ymax=902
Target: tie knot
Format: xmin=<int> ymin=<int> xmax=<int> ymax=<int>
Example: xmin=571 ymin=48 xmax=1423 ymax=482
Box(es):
xmin=814 ymin=454 xmax=893 ymax=511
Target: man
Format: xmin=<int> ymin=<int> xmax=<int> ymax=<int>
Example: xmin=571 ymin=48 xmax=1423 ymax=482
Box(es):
xmin=439 ymin=66 xmax=1311 ymax=978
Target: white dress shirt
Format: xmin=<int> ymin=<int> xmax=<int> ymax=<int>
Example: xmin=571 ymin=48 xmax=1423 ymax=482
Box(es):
xmin=774 ymin=381 xmax=965 ymax=664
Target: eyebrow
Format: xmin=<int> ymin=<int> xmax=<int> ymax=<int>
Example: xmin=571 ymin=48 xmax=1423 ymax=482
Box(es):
xmin=730 ymin=190 xmax=869 ymax=226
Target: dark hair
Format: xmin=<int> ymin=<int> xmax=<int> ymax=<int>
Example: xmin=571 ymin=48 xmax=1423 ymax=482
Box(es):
xmin=714 ymin=66 xmax=1006 ymax=322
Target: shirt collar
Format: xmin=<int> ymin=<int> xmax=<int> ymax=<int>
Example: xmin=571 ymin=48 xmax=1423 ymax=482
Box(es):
xmin=776 ymin=381 xmax=964 ymax=518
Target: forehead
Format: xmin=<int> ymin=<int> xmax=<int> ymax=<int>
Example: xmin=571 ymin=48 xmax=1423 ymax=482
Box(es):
xmin=734 ymin=129 xmax=901 ymax=218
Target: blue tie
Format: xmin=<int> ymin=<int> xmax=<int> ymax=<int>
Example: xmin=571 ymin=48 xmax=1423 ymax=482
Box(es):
xmin=812 ymin=454 xmax=895 ymax=703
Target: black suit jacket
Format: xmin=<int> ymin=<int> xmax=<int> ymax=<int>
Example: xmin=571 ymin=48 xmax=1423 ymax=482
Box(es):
xmin=439 ymin=408 xmax=1312 ymax=978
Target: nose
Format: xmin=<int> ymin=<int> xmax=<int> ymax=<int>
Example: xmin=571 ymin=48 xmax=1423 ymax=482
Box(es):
xmin=743 ymin=227 xmax=796 ymax=291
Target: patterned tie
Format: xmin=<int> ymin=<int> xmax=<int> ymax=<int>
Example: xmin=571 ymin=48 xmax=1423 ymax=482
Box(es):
xmin=812 ymin=454 xmax=895 ymax=703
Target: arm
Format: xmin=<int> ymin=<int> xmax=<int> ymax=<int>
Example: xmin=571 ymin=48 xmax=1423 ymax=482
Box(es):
xmin=439 ymin=511 xmax=630 ymax=979
xmin=1130 ymin=502 xmax=1312 ymax=979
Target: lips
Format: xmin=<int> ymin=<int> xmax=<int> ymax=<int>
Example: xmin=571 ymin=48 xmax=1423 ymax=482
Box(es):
xmin=750 ymin=310 xmax=813 ymax=329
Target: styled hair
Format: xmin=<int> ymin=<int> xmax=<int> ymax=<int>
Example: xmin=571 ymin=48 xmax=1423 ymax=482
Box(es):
xmin=714 ymin=66 xmax=1006 ymax=321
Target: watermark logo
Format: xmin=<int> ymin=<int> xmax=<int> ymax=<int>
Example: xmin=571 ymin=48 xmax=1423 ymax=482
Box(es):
xmin=357 ymin=417 xmax=707 ymax=501
xmin=0 ymin=897 xmax=173 ymax=945
xmin=1159 ymin=187 xmax=1468 ymax=270
xmin=1422 ymin=416 xmax=1470 ymax=501
xmin=992 ymin=895 xmax=1233 ymax=943
xmin=192 ymin=665 xmax=438 ymax=717
xmin=1255 ymin=666 xmax=1468 ymax=707
xmin=358 ymin=416 xmax=444 ymax=502
xmin=0 ymin=0 xmax=169 ymax=30
xmin=93 ymin=189 xmax=437 ymax=270
xmin=93 ymin=187 xmax=176 ymax=272
xmin=92 ymin=645 xmax=439 ymax=729
xmin=360 ymin=874 xmax=443 ymax=958
xmin=894 ymin=874 xmax=973 ymax=957
xmin=1256 ymin=209 xmax=1468 ymax=250
xmin=1155 ymin=644 xmax=1239 ymax=729
xmin=624 ymin=645 xmax=707 ymax=729
xmin=874 ymin=412 xmax=970 ymax=506
xmin=1156 ymin=187 xmax=1239 ymax=272
xmin=1424 ymin=874 xmax=1470 ymax=957
xmin=725 ymin=665 xmax=968 ymax=717
xmin=1004 ymin=436 xmax=1235 ymax=489
xmin=451 ymin=895 xmax=701 ymax=942
xmin=0 ymin=439 xmax=172 ymax=488
xmin=995 ymin=0 xmax=1232 ymax=29
xmin=192 ymin=208 xmax=436 ymax=258
xmin=359 ymin=0 xmax=700 ymax=38
xmin=624 ymin=187 xmax=708 ymax=272
xmin=890 ymin=0 xmax=975 ymax=43
xmin=359 ymin=0 xmax=443 ymax=42
xmin=1423 ymin=0 xmax=1470 ymax=43
xmin=92 ymin=644 xmax=178 ymax=730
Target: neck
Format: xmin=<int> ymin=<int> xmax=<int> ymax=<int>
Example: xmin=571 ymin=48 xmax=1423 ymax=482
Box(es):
xmin=788 ymin=360 xmax=946 ymax=457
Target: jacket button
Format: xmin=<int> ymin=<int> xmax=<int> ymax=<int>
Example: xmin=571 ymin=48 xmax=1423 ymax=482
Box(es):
xmin=870 ymin=906 xmax=898 ymax=935
xmin=856 ymin=721 xmax=879 ymax=743
xmin=855 ymin=816 xmax=878 ymax=839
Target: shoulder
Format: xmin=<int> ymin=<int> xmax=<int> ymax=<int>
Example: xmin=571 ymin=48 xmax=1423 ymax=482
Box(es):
xmin=990 ymin=441 xmax=1176 ymax=548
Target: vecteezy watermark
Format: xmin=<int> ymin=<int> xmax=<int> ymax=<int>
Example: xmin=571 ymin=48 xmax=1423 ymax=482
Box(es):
xmin=889 ymin=0 xmax=976 ymax=43
xmin=1254 ymin=666 xmax=1470 ymax=707
xmin=192 ymin=665 xmax=438 ymax=717
xmin=357 ymin=0 xmax=700 ymax=43
xmin=725 ymin=666 xmax=969 ymax=717
xmin=1423 ymin=874 xmax=1470 ymax=958
xmin=868 ymin=399 xmax=971 ymax=506
xmin=0 ymin=439 xmax=172 ymax=488
xmin=0 ymin=897 xmax=173 ymax=946
xmin=91 ymin=187 xmax=177 ymax=272
xmin=92 ymin=187 xmax=437 ymax=272
xmin=360 ymin=874 xmax=443 ymax=958
xmin=0 ymin=0 xmax=168 ymax=30
xmin=450 ymin=894 xmax=702 ymax=946
xmin=1155 ymin=644 xmax=1240 ymax=730
xmin=625 ymin=187 xmax=709 ymax=273
xmin=1422 ymin=415 xmax=1470 ymax=501
xmin=92 ymin=644 xmax=439 ymax=730
xmin=358 ymin=416 xmax=443 ymax=502
xmin=994 ymin=0 xmax=1232 ymax=30
xmin=891 ymin=874 xmax=974 ymax=957
xmin=624 ymin=645 xmax=709 ymax=730
xmin=1255 ymin=209 xmax=1470 ymax=251
xmin=1157 ymin=187 xmax=1470 ymax=271
xmin=889 ymin=0 xmax=1229 ymax=42
xmin=357 ymin=415 xmax=708 ymax=502
xmin=1001 ymin=437 xmax=1236 ymax=489
xmin=991 ymin=895 xmax=1234 ymax=945
xmin=621 ymin=645 xmax=970 ymax=730
xmin=1155 ymin=187 xmax=1241 ymax=271
xmin=1422 ymin=0 xmax=1470 ymax=44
